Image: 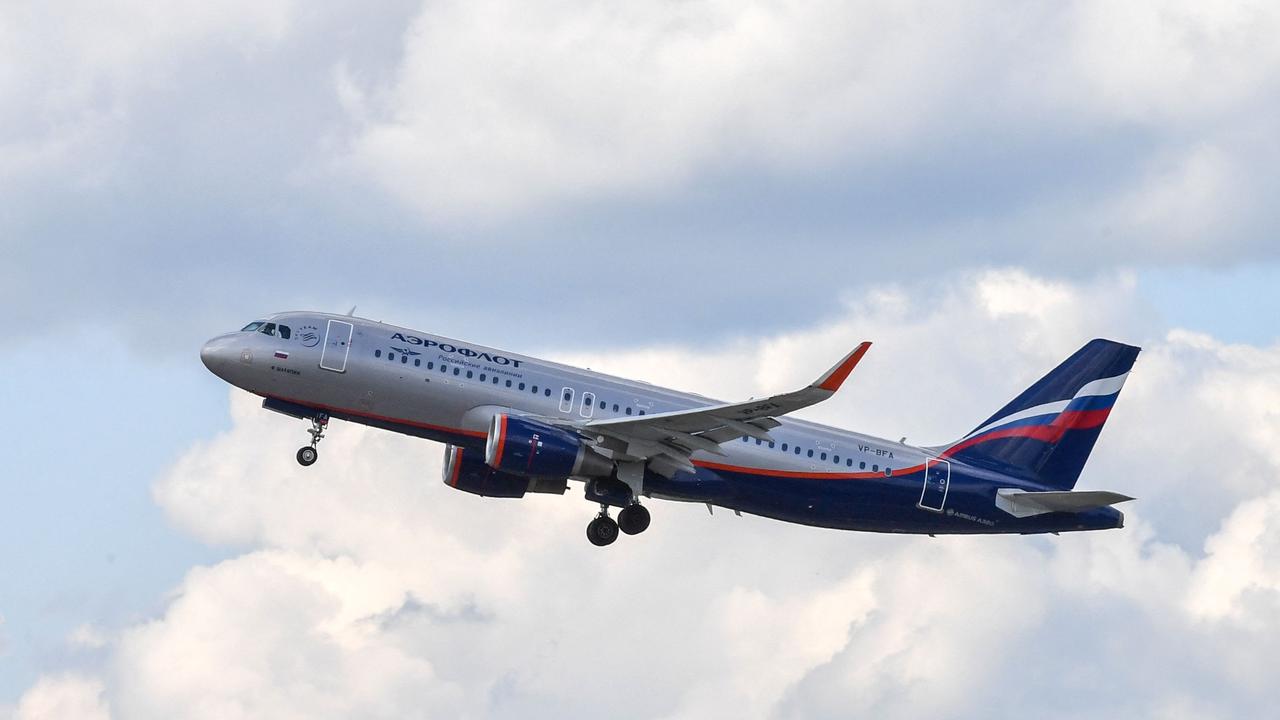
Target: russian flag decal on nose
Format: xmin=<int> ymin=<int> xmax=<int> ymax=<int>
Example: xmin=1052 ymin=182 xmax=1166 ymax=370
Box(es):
xmin=274 ymin=351 xmax=289 ymax=359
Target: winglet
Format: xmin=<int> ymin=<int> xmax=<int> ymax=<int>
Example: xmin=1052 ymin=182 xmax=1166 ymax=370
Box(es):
xmin=812 ymin=342 xmax=872 ymax=392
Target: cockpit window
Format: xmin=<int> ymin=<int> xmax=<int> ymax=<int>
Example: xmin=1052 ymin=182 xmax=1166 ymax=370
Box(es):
xmin=259 ymin=323 xmax=277 ymax=337
xmin=241 ymin=321 xmax=265 ymax=332
xmin=278 ymin=325 xmax=291 ymax=340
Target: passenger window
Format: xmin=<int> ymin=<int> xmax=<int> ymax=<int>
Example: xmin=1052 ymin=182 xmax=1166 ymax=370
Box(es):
xmin=519 ymin=383 xmax=525 ymax=390
xmin=581 ymin=392 xmax=595 ymax=417
xmin=794 ymin=446 xmax=801 ymax=455
xmin=563 ymin=390 xmax=572 ymax=402
xmin=453 ymin=368 xmax=460 ymax=376
xmin=427 ymin=362 xmax=434 ymax=370
xmin=599 ymin=400 xmax=606 ymax=410
xmin=755 ymin=439 xmax=762 ymax=445
xmin=846 ymin=459 xmax=853 ymax=467
xmin=278 ymin=325 xmax=291 ymax=339
xmin=781 ymin=443 xmax=788 ymax=451
xmin=821 ymin=452 xmax=827 ymax=461
xmin=625 ymin=407 xmax=632 ymax=415
xmin=389 ymin=353 xmax=396 ymax=362
xmin=638 ymin=410 xmax=646 ymax=416
xmin=612 ymin=403 xmax=619 ymax=412
xmin=401 ymin=355 xmax=408 ymax=364
xmin=466 ymin=370 xmax=472 ymax=378
xmin=415 ymin=359 xmax=421 ymax=367
xmin=807 ymin=449 xmax=814 ymax=458
xmin=375 ymin=349 xmax=382 ymax=358
xmin=440 ymin=365 xmax=447 ymax=373
xmin=768 ymin=442 xmax=775 ymax=448
xmin=544 ymin=388 xmax=551 ymax=397
xmin=506 ymin=380 xmax=513 ymax=387
xmin=885 ymin=468 xmax=893 ymax=477
xmin=872 ymin=464 xmax=879 ymax=472
xmin=531 ymin=385 xmax=538 ymax=394
xmin=833 ymin=455 xmax=840 ymax=463
xmin=479 ymin=373 xmax=485 ymax=381
xmin=493 ymin=376 xmax=499 ymax=384
xmin=860 ymin=462 xmax=866 ymax=470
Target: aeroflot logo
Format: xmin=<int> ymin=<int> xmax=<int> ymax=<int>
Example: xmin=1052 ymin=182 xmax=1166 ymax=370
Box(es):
xmin=390 ymin=333 xmax=523 ymax=368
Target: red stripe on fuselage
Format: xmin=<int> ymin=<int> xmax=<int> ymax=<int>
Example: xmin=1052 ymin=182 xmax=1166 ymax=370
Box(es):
xmin=694 ymin=459 xmax=926 ymax=480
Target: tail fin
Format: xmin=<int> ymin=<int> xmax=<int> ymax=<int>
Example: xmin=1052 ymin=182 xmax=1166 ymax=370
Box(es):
xmin=941 ymin=339 xmax=1140 ymax=490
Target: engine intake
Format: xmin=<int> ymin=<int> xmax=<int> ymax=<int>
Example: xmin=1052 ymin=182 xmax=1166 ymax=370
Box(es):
xmin=442 ymin=445 xmax=567 ymax=498
xmin=485 ymin=414 xmax=611 ymax=478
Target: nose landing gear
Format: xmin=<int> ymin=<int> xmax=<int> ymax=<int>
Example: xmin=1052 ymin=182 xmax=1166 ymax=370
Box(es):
xmin=296 ymin=413 xmax=328 ymax=467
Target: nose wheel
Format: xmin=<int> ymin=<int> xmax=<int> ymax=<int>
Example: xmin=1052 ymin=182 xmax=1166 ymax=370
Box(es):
xmin=296 ymin=414 xmax=328 ymax=467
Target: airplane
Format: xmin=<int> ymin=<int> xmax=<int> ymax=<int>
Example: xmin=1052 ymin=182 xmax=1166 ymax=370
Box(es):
xmin=200 ymin=312 xmax=1139 ymax=546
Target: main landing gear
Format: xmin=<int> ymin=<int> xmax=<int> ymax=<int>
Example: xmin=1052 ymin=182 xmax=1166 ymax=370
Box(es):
xmin=586 ymin=502 xmax=651 ymax=547
xmin=296 ymin=413 xmax=328 ymax=467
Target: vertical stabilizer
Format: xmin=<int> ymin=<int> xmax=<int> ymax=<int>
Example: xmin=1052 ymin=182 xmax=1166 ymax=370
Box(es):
xmin=941 ymin=339 xmax=1140 ymax=490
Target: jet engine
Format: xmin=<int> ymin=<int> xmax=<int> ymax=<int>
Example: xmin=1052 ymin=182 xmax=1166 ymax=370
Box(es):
xmin=485 ymin=413 xmax=612 ymax=478
xmin=442 ymin=445 xmax=568 ymax=498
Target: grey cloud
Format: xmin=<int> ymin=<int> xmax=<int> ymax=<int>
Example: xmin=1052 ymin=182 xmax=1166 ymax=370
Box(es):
xmin=7 ymin=2 xmax=1280 ymax=354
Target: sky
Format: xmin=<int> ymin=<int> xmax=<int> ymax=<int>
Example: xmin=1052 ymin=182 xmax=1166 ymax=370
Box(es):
xmin=2 ymin=1 xmax=1280 ymax=717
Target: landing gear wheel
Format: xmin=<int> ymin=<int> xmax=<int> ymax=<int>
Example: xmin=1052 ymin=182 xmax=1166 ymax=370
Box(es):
xmin=587 ymin=515 xmax=620 ymax=547
xmin=617 ymin=503 xmax=651 ymax=535
xmin=296 ymin=414 xmax=328 ymax=467
xmin=296 ymin=446 xmax=318 ymax=467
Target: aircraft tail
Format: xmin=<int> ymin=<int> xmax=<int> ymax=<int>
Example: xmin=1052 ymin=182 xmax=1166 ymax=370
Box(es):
xmin=940 ymin=339 xmax=1140 ymax=490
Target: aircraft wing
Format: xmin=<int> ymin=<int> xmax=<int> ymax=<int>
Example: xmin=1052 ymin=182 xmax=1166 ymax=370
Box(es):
xmin=579 ymin=342 xmax=871 ymax=476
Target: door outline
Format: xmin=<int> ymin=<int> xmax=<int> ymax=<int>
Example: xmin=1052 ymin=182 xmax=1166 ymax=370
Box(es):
xmin=918 ymin=458 xmax=950 ymax=512
xmin=559 ymin=387 xmax=575 ymax=413
xmin=580 ymin=392 xmax=596 ymax=419
xmin=320 ymin=320 xmax=354 ymax=372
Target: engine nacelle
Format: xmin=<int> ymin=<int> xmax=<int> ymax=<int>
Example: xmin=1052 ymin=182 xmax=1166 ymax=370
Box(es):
xmin=485 ymin=414 xmax=612 ymax=478
xmin=442 ymin=445 xmax=568 ymax=498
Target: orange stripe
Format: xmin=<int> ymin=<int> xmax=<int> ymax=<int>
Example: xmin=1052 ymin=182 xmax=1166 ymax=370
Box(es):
xmin=491 ymin=414 xmax=508 ymax=468
xmin=448 ymin=447 xmax=463 ymax=486
xmin=694 ymin=458 xmax=925 ymax=480
xmin=817 ymin=342 xmax=871 ymax=392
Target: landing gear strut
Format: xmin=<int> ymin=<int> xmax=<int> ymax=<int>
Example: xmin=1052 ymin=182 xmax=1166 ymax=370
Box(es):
xmin=586 ymin=505 xmax=620 ymax=547
xmin=296 ymin=413 xmax=328 ymax=467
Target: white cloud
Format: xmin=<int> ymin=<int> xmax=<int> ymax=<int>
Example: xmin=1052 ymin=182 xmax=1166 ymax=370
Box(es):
xmin=16 ymin=269 xmax=1280 ymax=717
xmin=11 ymin=675 xmax=109 ymax=720
xmin=340 ymin=0 xmax=1280 ymax=228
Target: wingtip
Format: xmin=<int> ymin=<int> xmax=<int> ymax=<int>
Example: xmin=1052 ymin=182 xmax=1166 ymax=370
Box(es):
xmin=815 ymin=341 xmax=872 ymax=392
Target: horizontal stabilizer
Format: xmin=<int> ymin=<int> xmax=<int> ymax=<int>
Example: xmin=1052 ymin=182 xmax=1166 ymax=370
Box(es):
xmin=995 ymin=488 xmax=1134 ymax=519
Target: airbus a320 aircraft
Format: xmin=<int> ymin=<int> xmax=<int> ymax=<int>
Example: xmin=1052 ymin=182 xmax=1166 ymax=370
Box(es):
xmin=201 ymin=312 xmax=1138 ymax=546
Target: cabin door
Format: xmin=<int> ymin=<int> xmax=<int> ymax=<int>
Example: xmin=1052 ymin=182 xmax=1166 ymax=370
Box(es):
xmin=320 ymin=320 xmax=354 ymax=372
xmin=919 ymin=458 xmax=950 ymax=512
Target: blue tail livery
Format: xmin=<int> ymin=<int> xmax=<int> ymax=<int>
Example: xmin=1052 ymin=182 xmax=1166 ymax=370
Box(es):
xmin=940 ymin=339 xmax=1140 ymax=490
xmin=202 ymin=314 xmax=1139 ymax=546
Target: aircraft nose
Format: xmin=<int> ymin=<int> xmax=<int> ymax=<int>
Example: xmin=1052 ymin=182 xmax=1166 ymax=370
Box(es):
xmin=200 ymin=336 xmax=233 ymax=377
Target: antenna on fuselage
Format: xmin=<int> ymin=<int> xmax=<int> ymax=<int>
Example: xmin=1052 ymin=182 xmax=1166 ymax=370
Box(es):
xmin=345 ymin=305 xmax=357 ymax=317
